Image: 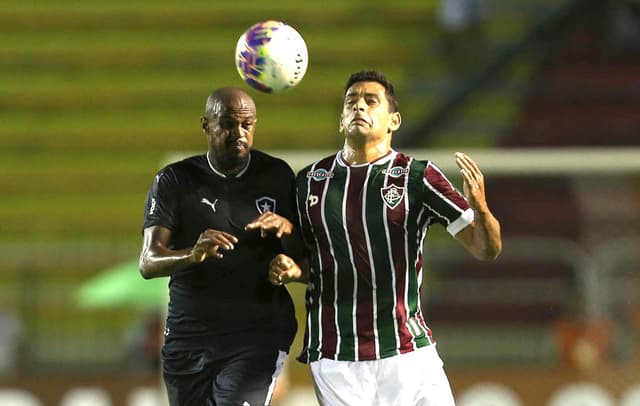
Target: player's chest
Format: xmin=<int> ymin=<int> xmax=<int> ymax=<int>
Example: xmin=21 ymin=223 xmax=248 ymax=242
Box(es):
xmin=307 ymin=168 xmax=415 ymax=210
xmin=181 ymin=180 xmax=282 ymax=231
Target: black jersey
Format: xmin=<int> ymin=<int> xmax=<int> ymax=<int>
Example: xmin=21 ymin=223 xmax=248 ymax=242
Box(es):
xmin=142 ymin=151 xmax=297 ymax=350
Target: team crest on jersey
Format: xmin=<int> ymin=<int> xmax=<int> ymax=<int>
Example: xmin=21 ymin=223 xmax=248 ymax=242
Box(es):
xmin=306 ymin=168 xmax=334 ymax=181
xmin=381 ymin=184 xmax=404 ymax=209
xmin=381 ymin=166 xmax=409 ymax=178
xmin=256 ymin=196 xmax=276 ymax=214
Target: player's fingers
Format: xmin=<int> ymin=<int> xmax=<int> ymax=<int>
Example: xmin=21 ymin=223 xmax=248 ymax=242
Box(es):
xmin=278 ymin=255 xmax=292 ymax=269
xmin=457 ymin=152 xmax=483 ymax=179
xmin=268 ymin=265 xmax=283 ymax=285
xmin=206 ymin=235 xmax=236 ymax=251
xmin=275 ymin=221 xmax=290 ymax=238
xmin=245 ymin=219 xmax=263 ymax=230
xmin=270 ymin=254 xmax=284 ymax=269
xmin=245 ymin=211 xmax=273 ymax=230
xmin=204 ymin=245 xmax=224 ymax=259
xmin=460 ymin=168 xmax=473 ymax=185
xmin=201 ymin=229 xmax=238 ymax=244
xmin=218 ymin=231 xmax=239 ymax=244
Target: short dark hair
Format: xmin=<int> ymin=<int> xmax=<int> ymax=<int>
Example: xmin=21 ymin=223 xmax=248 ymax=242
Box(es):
xmin=344 ymin=70 xmax=399 ymax=112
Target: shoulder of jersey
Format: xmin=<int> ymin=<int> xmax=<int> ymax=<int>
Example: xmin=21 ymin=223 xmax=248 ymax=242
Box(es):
xmin=297 ymin=152 xmax=337 ymax=177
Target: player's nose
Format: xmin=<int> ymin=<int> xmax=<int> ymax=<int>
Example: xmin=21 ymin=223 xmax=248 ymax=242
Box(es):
xmin=352 ymin=98 xmax=366 ymax=111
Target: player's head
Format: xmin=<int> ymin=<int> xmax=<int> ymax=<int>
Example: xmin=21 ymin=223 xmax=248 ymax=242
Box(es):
xmin=201 ymin=87 xmax=257 ymax=174
xmin=339 ymin=70 xmax=401 ymax=141
xmin=344 ymin=70 xmax=399 ymax=113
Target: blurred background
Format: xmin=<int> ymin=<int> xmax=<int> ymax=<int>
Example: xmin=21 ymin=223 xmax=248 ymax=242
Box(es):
xmin=1 ymin=0 xmax=639 ymax=404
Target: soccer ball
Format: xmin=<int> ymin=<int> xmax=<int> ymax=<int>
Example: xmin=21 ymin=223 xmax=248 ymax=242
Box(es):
xmin=235 ymin=20 xmax=308 ymax=93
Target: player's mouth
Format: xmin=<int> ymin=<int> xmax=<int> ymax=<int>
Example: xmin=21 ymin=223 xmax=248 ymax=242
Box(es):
xmin=228 ymin=138 xmax=248 ymax=151
xmin=351 ymin=117 xmax=369 ymax=127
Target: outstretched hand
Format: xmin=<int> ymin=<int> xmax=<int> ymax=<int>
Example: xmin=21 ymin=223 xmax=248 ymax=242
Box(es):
xmin=455 ymin=152 xmax=488 ymax=211
xmin=245 ymin=211 xmax=294 ymax=238
xmin=191 ymin=229 xmax=238 ymax=262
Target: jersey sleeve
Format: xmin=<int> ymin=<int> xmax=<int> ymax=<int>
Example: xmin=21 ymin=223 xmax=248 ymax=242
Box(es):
xmin=142 ymin=167 xmax=180 ymax=231
xmin=421 ymin=161 xmax=474 ymax=236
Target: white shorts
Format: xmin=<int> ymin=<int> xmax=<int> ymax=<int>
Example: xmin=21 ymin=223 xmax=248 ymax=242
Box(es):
xmin=310 ymin=345 xmax=455 ymax=406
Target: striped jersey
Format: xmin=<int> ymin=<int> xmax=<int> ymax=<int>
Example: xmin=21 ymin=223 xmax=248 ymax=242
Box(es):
xmin=296 ymin=150 xmax=473 ymax=362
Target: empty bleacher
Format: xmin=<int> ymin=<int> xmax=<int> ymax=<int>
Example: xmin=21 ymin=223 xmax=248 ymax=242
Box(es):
xmin=504 ymin=0 xmax=640 ymax=147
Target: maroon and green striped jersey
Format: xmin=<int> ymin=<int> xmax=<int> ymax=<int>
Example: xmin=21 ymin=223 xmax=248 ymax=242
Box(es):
xmin=296 ymin=150 xmax=473 ymax=363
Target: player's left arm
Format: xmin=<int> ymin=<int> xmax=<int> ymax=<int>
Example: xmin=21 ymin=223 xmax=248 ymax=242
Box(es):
xmin=454 ymin=152 xmax=502 ymax=261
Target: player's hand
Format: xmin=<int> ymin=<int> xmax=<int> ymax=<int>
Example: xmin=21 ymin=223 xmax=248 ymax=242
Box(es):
xmin=245 ymin=211 xmax=293 ymax=238
xmin=191 ymin=229 xmax=238 ymax=262
xmin=455 ymin=152 xmax=488 ymax=211
xmin=269 ymin=254 xmax=302 ymax=285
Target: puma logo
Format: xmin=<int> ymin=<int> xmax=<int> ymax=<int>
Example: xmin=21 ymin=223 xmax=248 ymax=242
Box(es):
xmin=308 ymin=195 xmax=319 ymax=207
xmin=200 ymin=197 xmax=219 ymax=212
xmin=149 ymin=198 xmax=157 ymax=215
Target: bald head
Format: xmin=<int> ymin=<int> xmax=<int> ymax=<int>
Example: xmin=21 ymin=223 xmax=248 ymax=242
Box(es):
xmin=204 ymin=87 xmax=256 ymax=119
xmin=201 ymin=87 xmax=257 ymax=176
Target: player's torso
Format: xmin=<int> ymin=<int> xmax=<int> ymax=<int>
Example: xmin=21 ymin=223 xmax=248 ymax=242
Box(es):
xmin=164 ymin=154 xmax=297 ymax=339
xmin=297 ymin=152 xmax=434 ymax=361
xmin=299 ymin=152 xmax=425 ymax=274
xmin=168 ymin=154 xmax=293 ymax=290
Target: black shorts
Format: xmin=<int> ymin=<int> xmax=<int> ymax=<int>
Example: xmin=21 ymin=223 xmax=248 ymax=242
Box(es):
xmin=161 ymin=338 xmax=287 ymax=406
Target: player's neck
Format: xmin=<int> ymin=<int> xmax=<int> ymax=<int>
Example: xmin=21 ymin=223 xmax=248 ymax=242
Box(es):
xmin=206 ymin=150 xmax=251 ymax=177
xmin=342 ymin=138 xmax=391 ymax=165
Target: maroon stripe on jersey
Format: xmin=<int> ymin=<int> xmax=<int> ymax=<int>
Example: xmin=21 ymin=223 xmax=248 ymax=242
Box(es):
xmin=385 ymin=154 xmax=415 ymax=354
xmin=307 ymin=156 xmax=339 ymax=359
xmin=345 ymin=166 xmax=376 ymax=360
xmin=425 ymin=163 xmax=469 ymax=209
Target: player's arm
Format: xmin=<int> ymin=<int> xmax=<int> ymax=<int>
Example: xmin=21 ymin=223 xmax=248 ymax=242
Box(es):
xmin=454 ymin=152 xmax=502 ymax=261
xmin=139 ymin=225 xmax=238 ymax=279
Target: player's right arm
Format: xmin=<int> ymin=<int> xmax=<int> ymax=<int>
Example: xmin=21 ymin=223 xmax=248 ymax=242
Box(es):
xmin=139 ymin=225 xmax=238 ymax=279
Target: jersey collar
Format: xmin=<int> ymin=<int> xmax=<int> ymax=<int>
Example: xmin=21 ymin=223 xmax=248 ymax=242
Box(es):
xmin=336 ymin=149 xmax=396 ymax=167
xmin=206 ymin=151 xmax=252 ymax=178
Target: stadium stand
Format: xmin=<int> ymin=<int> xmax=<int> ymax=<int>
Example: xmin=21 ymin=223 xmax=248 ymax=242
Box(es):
xmin=0 ymin=0 xmax=442 ymax=373
xmin=504 ymin=0 xmax=640 ymax=147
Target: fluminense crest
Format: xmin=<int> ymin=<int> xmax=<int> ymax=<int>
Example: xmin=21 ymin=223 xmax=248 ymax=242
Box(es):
xmin=381 ymin=185 xmax=404 ymax=209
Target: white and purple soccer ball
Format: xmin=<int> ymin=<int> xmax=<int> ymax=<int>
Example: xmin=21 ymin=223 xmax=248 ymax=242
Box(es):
xmin=235 ymin=20 xmax=308 ymax=93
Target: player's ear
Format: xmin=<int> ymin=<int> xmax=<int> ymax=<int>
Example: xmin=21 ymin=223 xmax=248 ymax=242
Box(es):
xmin=200 ymin=116 xmax=208 ymax=132
xmin=389 ymin=112 xmax=401 ymax=132
xmin=338 ymin=114 xmax=344 ymax=133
